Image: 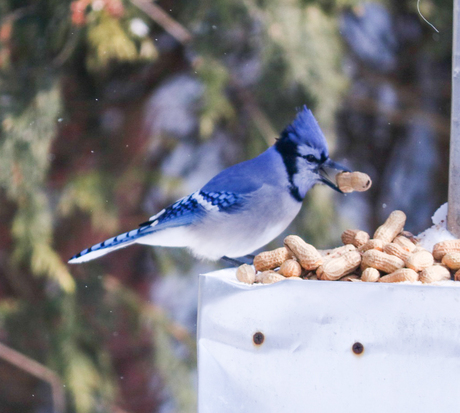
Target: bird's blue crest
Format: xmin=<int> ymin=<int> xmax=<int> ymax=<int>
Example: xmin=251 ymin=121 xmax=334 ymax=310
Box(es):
xmin=281 ymin=106 xmax=329 ymax=156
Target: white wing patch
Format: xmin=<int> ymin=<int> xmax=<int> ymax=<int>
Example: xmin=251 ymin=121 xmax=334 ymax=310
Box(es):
xmin=148 ymin=208 xmax=165 ymax=222
xmin=191 ymin=191 xmax=219 ymax=211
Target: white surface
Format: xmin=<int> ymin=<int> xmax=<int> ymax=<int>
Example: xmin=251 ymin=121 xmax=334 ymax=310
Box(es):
xmin=198 ymin=269 xmax=460 ymax=413
xmin=418 ymin=202 xmax=456 ymax=251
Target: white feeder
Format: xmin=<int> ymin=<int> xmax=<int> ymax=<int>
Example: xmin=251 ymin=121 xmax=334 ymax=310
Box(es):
xmin=197 ymin=270 xmax=460 ymax=413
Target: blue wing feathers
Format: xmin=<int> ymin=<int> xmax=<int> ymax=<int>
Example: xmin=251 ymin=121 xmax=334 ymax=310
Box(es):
xmin=69 ymin=190 xmax=245 ymax=263
xmin=202 ymin=147 xmax=282 ymax=193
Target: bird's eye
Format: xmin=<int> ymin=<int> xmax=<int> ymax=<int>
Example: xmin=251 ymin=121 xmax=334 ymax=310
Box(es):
xmin=304 ymin=155 xmax=317 ymax=162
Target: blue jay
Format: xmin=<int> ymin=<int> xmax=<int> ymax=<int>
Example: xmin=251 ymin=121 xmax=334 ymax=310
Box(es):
xmin=69 ymin=106 xmax=349 ymax=264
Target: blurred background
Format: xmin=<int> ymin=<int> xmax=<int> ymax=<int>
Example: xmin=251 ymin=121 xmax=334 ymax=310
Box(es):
xmin=0 ymin=0 xmax=453 ymax=412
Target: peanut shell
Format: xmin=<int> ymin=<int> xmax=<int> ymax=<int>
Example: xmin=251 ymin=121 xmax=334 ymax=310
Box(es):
xmin=236 ymin=264 xmax=256 ymax=284
xmin=398 ymin=231 xmax=418 ymax=244
xmin=284 ymin=235 xmax=322 ymax=271
xmin=373 ymin=210 xmax=406 ymax=243
xmin=379 ymin=268 xmax=418 ymax=283
xmin=454 ymin=269 xmax=460 ymax=281
xmin=253 ymin=247 xmax=291 ymax=272
xmin=393 ymin=235 xmax=416 ymax=252
xmin=260 ymin=271 xmax=286 ymax=284
xmin=384 ymin=243 xmax=412 ymax=261
xmin=361 ymin=249 xmax=405 ymax=273
xmin=442 ymin=252 xmax=460 ymax=270
xmin=336 ymin=172 xmax=372 ymax=193
xmin=405 ymin=250 xmax=434 ymax=272
xmin=279 ymin=259 xmax=302 ymax=278
xmin=358 ymin=238 xmax=385 ymax=253
xmin=341 ymin=229 xmax=370 ymax=248
xmin=320 ymin=250 xmax=362 ymax=281
xmin=321 ymin=244 xmax=356 ymax=263
xmin=419 ymin=265 xmax=451 ymax=283
xmin=361 ymin=267 xmax=380 ymax=282
xmin=339 ymin=274 xmax=361 ymax=281
xmin=433 ymin=240 xmax=460 ymax=261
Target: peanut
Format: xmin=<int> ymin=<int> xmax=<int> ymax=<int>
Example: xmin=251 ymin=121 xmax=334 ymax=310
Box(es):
xmin=320 ymin=250 xmax=362 ymax=281
xmin=284 ymin=235 xmax=322 ymax=271
xmin=419 ymin=265 xmax=451 ymax=283
xmin=413 ymin=246 xmax=429 ymax=253
xmin=454 ymin=269 xmax=460 ymax=281
xmin=442 ymin=252 xmax=460 ymax=270
xmin=379 ymin=268 xmax=418 ymax=283
xmin=253 ymin=247 xmax=291 ymax=272
xmin=384 ymin=243 xmax=412 ymax=261
xmin=306 ymin=273 xmax=318 ymax=280
xmin=260 ymin=271 xmax=286 ymax=284
xmin=373 ymin=210 xmax=406 ymax=243
xmin=285 ymin=276 xmax=303 ymax=281
xmin=433 ymin=240 xmax=460 ymax=261
xmin=341 ymin=229 xmax=370 ymax=248
xmin=398 ymin=231 xmax=418 ymax=244
xmin=321 ymin=244 xmax=356 ymax=262
xmin=361 ymin=267 xmax=380 ymax=282
xmin=236 ymin=264 xmax=256 ymax=284
xmin=361 ymin=249 xmax=405 ymax=273
xmin=279 ymin=259 xmax=302 ymax=278
xmin=358 ymin=239 xmax=386 ymax=253
xmin=339 ymin=274 xmax=361 ymax=281
xmin=393 ymin=235 xmax=417 ymax=252
xmin=316 ymin=265 xmax=324 ymax=279
xmin=405 ymin=250 xmax=434 ymax=272
xmin=336 ymin=172 xmax=372 ymax=193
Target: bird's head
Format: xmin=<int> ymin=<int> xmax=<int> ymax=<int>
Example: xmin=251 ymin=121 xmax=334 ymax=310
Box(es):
xmin=275 ymin=106 xmax=350 ymax=201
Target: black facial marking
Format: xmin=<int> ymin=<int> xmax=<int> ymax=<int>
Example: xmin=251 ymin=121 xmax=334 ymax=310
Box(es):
xmin=275 ymin=135 xmax=303 ymax=202
xmin=304 ymin=154 xmax=317 ymax=162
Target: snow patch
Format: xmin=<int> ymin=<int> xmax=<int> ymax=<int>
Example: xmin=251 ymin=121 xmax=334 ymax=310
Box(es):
xmin=417 ymin=202 xmax=456 ymax=252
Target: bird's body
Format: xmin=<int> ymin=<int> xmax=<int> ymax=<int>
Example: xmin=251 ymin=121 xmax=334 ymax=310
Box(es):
xmin=69 ymin=106 xmax=348 ymax=264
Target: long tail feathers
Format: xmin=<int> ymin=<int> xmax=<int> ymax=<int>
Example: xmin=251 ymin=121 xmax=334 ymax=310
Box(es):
xmin=68 ymin=227 xmax=152 ymax=264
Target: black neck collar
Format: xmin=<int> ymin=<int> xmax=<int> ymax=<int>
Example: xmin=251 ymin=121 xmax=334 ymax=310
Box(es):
xmin=275 ymin=136 xmax=302 ymax=202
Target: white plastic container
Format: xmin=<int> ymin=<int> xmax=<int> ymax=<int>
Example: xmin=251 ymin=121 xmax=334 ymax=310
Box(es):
xmin=197 ymin=269 xmax=460 ymax=413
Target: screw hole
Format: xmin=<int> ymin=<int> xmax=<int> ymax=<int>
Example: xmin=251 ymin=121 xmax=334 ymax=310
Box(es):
xmin=253 ymin=332 xmax=264 ymax=345
xmin=352 ymin=342 xmax=364 ymax=355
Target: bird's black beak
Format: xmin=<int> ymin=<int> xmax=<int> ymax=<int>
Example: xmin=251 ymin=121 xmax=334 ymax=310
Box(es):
xmin=318 ymin=158 xmax=351 ymax=194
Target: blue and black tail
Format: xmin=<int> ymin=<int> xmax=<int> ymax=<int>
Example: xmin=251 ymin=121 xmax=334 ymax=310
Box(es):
xmin=68 ymin=226 xmax=152 ymax=264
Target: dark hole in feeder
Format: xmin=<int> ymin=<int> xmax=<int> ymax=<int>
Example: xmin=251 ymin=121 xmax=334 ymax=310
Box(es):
xmin=253 ymin=332 xmax=264 ymax=345
xmin=352 ymin=342 xmax=364 ymax=355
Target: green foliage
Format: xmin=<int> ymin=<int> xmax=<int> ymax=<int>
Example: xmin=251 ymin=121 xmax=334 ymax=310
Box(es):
xmin=85 ymin=9 xmax=158 ymax=72
xmin=59 ymin=171 xmax=119 ymax=234
xmin=195 ymin=57 xmax=235 ymax=138
xmin=0 ymin=81 xmax=75 ymax=292
xmin=56 ymin=295 xmax=116 ymax=413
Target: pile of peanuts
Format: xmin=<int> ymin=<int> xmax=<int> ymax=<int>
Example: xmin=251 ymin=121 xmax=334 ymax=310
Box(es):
xmin=236 ymin=209 xmax=460 ymax=285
